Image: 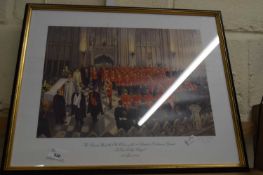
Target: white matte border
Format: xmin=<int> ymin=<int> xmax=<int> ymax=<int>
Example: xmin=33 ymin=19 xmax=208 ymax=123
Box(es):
xmin=10 ymin=9 xmax=239 ymax=167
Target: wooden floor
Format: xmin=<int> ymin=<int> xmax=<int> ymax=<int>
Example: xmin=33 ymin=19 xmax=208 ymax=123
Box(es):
xmin=179 ymin=172 xmax=262 ymax=175
xmin=150 ymin=171 xmax=263 ymax=175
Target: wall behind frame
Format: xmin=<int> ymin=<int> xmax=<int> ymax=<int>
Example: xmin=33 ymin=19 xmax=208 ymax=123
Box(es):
xmin=0 ymin=0 xmax=262 ymax=169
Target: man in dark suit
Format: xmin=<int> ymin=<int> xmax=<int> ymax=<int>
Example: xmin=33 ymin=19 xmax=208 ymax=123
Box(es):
xmin=71 ymin=86 xmax=86 ymax=129
xmin=88 ymin=86 xmax=103 ymax=124
xmin=53 ymin=89 xmax=66 ymax=125
xmin=37 ymin=100 xmax=51 ymax=137
xmin=127 ymin=102 xmax=138 ymax=129
xmin=114 ymin=100 xmax=129 ymax=131
xmin=81 ymin=67 xmax=90 ymax=88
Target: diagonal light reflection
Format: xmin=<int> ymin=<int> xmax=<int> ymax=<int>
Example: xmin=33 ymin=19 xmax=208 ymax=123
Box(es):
xmin=138 ymin=35 xmax=220 ymax=126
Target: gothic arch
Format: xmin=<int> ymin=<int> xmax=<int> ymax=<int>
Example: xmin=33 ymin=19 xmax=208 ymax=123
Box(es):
xmin=94 ymin=54 xmax=114 ymax=66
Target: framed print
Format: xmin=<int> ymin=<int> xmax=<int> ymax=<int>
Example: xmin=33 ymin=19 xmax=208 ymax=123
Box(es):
xmin=1 ymin=4 xmax=248 ymax=174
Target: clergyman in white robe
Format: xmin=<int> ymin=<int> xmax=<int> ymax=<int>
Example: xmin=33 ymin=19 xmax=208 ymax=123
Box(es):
xmin=73 ymin=68 xmax=82 ymax=87
xmin=64 ymin=76 xmax=75 ymax=106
